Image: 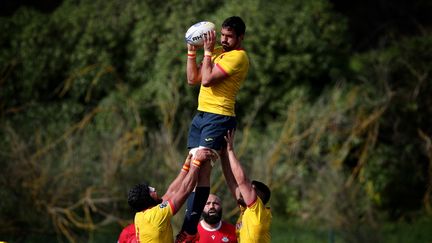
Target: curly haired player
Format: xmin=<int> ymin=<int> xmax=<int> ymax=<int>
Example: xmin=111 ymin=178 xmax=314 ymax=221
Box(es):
xmin=128 ymin=149 xmax=212 ymax=243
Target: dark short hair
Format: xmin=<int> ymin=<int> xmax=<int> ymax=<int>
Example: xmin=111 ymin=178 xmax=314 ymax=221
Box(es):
xmin=222 ymin=16 xmax=246 ymax=36
xmin=252 ymin=180 xmax=271 ymax=204
xmin=128 ymin=182 xmax=153 ymax=212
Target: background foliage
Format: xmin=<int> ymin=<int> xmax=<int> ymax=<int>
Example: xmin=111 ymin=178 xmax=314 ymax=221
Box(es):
xmin=1 ymin=0 xmax=431 ymax=242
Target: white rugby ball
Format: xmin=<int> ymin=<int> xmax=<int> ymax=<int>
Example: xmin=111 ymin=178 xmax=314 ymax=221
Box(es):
xmin=185 ymin=21 xmax=216 ymax=46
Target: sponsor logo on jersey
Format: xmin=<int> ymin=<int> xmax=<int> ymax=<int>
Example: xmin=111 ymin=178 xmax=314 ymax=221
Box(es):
xmin=159 ymin=201 xmax=168 ymax=208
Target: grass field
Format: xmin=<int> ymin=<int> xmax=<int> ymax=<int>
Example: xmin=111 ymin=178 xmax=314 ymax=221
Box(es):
xmin=271 ymin=216 xmax=432 ymax=243
xmin=271 ymin=217 xmax=342 ymax=243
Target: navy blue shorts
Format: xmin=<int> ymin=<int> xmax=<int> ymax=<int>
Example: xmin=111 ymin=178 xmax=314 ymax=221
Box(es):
xmin=187 ymin=111 xmax=237 ymax=150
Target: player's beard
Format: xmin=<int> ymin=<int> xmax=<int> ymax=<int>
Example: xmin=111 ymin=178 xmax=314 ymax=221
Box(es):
xmin=222 ymin=37 xmax=240 ymax=52
xmin=202 ymin=209 xmax=222 ymax=225
xmin=222 ymin=42 xmax=230 ymax=52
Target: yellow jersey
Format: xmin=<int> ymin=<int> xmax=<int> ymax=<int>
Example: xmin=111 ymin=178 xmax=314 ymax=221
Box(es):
xmin=134 ymin=200 xmax=174 ymax=243
xmin=198 ymin=46 xmax=249 ymax=116
xmin=235 ymin=197 xmax=272 ymax=243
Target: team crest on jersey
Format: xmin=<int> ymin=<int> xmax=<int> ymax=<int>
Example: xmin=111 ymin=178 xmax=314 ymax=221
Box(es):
xmin=222 ymin=236 xmax=229 ymax=242
xmin=159 ymin=201 xmax=168 ymax=208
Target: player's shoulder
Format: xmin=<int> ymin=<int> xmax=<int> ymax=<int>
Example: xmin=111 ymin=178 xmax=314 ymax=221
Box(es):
xmin=226 ymin=48 xmax=247 ymax=55
xmin=226 ymin=48 xmax=249 ymax=62
xmin=146 ymin=200 xmax=173 ymax=215
xmin=213 ymin=46 xmax=224 ymax=56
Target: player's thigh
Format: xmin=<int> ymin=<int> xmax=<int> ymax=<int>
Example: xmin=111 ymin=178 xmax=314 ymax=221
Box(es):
xmin=187 ymin=114 xmax=203 ymax=149
xmin=200 ymin=114 xmax=236 ymax=150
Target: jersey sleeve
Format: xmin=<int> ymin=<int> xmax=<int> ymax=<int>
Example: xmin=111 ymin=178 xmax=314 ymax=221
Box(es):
xmin=216 ymin=51 xmax=247 ymax=76
xmin=148 ymin=200 xmax=174 ymax=227
xmin=246 ymin=197 xmax=266 ymax=225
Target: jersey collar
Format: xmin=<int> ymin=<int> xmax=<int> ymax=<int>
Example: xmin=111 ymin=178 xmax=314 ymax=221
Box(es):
xmin=200 ymin=220 xmax=222 ymax=231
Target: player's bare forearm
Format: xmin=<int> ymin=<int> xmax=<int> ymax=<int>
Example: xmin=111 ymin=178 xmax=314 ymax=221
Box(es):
xmin=227 ymin=151 xmax=249 ymax=186
xmin=200 ymin=55 xmax=213 ymax=86
xmin=201 ymin=30 xmax=216 ymax=87
xmin=187 ymin=61 xmax=201 ymax=85
xmin=228 ymin=150 xmax=256 ymax=205
xmin=164 ymin=170 xmax=187 ymax=200
xmin=163 ymin=154 xmax=191 ymax=200
xmin=186 ymin=44 xmax=201 ymax=85
xmin=220 ymin=150 xmax=238 ymax=199
xmin=165 ymin=150 xmax=211 ymax=211
xmin=224 ymin=130 xmax=256 ymax=205
xmin=181 ymin=164 xmax=200 ymax=192
xmin=222 ymin=130 xmax=240 ymax=193
xmin=170 ymin=162 xmax=201 ymax=214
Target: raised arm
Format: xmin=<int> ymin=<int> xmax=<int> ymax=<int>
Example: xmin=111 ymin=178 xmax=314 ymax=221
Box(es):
xmin=186 ymin=44 xmax=202 ymax=85
xmin=163 ymin=154 xmax=192 ymax=200
xmin=165 ymin=149 xmax=211 ymax=214
xmin=224 ymin=130 xmax=257 ymax=206
xmin=200 ymin=30 xmax=227 ymax=87
xmin=220 ymin=146 xmax=240 ymax=200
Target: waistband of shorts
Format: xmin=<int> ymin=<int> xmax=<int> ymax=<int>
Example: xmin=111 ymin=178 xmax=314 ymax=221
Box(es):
xmin=196 ymin=110 xmax=235 ymax=117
